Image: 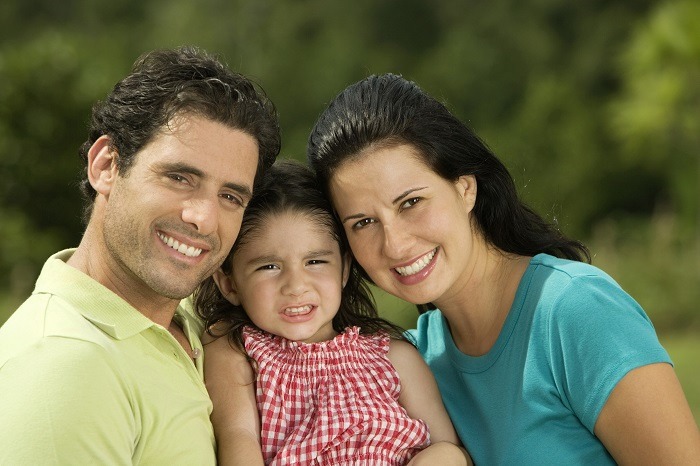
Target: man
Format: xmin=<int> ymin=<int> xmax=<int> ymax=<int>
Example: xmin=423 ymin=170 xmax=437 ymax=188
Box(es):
xmin=0 ymin=46 xmax=280 ymax=464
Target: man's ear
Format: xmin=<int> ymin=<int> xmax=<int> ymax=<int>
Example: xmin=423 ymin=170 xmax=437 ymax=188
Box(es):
xmin=88 ymin=135 xmax=119 ymax=197
xmin=213 ymin=268 xmax=241 ymax=306
xmin=455 ymin=174 xmax=477 ymax=213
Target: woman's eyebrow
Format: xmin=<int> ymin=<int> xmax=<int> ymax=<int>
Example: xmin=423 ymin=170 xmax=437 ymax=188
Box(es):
xmin=340 ymin=186 xmax=430 ymax=224
xmin=392 ymin=186 xmax=427 ymax=204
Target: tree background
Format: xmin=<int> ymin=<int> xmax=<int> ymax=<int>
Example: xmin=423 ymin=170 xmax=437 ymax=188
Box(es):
xmin=1 ymin=0 xmax=698 ymax=410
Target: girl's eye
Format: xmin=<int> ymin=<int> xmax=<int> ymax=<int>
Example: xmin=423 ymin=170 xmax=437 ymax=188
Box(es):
xmin=352 ymin=218 xmax=375 ymax=230
xmin=307 ymin=259 xmax=328 ymax=266
xmin=400 ymin=197 xmax=421 ymax=209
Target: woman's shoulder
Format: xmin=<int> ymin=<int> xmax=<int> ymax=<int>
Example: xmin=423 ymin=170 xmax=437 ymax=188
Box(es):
xmin=526 ymin=254 xmax=651 ymax=334
xmin=527 ymin=254 xmax=626 ymax=304
xmin=530 ymin=253 xmax=609 ymax=280
xmin=407 ymin=310 xmax=448 ymax=356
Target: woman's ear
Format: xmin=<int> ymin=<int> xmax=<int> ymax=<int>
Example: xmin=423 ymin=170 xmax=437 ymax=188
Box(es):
xmin=213 ymin=268 xmax=241 ymax=306
xmin=341 ymin=253 xmax=351 ymax=289
xmin=455 ymin=175 xmax=477 ymax=213
xmin=88 ymin=135 xmax=119 ymax=197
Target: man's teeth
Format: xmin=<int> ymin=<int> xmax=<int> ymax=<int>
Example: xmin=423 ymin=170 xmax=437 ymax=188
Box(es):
xmin=285 ymin=305 xmax=312 ymax=316
xmin=395 ymin=249 xmax=436 ymax=276
xmin=157 ymin=233 xmax=203 ymax=258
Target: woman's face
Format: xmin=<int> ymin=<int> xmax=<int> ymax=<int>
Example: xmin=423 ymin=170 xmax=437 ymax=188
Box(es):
xmin=329 ymin=143 xmax=477 ymax=306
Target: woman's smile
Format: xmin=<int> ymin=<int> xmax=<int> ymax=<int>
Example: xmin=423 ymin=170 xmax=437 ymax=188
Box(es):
xmin=330 ymin=144 xmax=477 ymax=306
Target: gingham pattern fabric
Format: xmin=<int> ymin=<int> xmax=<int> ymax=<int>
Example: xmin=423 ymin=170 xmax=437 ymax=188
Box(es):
xmin=243 ymin=326 xmax=430 ymax=465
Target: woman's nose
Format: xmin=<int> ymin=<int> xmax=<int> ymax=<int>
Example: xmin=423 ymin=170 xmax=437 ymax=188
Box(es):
xmin=382 ymin=223 xmax=414 ymax=260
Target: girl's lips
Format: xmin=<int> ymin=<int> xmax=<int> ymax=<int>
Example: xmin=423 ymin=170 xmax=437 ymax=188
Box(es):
xmin=280 ymin=304 xmax=317 ymax=322
xmin=283 ymin=304 xmax=313 ymax=317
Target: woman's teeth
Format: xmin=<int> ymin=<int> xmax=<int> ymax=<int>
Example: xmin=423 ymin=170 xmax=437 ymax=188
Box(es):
xmin=157 ymin=233 xmax=203 ymax=258
xmin=395 ymin=249 xmax=436 ymax=276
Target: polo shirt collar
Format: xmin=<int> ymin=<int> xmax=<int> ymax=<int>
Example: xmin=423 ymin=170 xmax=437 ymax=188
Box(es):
xmin=34 ymin=249 xmax=188 ymax=340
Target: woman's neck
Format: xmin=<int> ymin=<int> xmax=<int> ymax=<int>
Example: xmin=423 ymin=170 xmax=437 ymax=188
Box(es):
xmin=433 ymin=245 xmax=531 ymax=356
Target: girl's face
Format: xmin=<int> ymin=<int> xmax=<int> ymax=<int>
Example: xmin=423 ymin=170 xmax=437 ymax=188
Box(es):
xmin=215 ymin=211 xmax=349 ymax=343
xmin=329 ymin=143 xmax=477 ymax=307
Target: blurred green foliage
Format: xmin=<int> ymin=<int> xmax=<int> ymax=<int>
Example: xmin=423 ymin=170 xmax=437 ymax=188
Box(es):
xmin=1 ymin=0 xmax=698 ymax=337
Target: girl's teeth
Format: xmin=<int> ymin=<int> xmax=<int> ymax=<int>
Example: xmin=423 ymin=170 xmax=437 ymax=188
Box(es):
xmin=395 ymin=249 xmax=436 ymax=276
xmin=286 ymin=305 xmax=312 ymax=315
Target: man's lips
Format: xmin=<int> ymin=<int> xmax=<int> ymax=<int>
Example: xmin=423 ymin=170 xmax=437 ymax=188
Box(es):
xmin=157 ymin=232 xmax=205 ymax=258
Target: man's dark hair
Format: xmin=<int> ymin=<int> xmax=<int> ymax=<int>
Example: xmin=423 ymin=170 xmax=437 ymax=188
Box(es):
xmin=78 ymin=46 xmax=280 ymax=223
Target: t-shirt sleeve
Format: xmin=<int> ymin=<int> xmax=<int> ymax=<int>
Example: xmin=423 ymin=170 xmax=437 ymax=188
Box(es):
xmin=0 ymin=337 xmax=136 ymax=464
xmin=546 ymin=274 xmax=671 ymax=433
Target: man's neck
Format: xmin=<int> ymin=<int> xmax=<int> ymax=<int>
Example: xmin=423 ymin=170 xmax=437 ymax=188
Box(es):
xmin=67 ymin=231 xmax=179 ymax=328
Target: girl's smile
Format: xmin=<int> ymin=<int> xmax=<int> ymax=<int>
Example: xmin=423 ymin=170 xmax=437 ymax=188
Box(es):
xmin=217 ymin=211 xmax=349 ymax=343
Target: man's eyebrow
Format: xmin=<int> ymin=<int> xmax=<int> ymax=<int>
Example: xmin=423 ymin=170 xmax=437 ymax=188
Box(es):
xmin=159 ymin=162 xmax=252 ymax=198
xmin=159 ymin=161 xmax=204 ymax=178
xmin=226 ymin=182 xmax=253 ymax=198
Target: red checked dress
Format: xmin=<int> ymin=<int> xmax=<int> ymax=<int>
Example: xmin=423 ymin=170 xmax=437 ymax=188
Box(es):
xmin=243 ymin=326 xmax=430 ymax=466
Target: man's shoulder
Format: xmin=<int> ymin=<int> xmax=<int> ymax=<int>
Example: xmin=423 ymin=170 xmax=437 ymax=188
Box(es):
xmin=0 ymin=292 xmax=118 ymax=369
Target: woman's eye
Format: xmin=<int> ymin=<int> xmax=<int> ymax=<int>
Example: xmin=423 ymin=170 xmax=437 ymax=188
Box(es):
xmin=256 ymin=264 xmax=278 ymax=271
xmin=400 ymin=197 xmax=421 ymax=209
xmin=352 ymin=218 xmax=375 ymax=229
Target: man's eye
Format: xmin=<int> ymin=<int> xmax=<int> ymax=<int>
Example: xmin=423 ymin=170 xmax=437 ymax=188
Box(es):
xmin=168 ymin=173 xmax=188 ymax=184
xmin=221 ymin=193 xmax=244 ymax=206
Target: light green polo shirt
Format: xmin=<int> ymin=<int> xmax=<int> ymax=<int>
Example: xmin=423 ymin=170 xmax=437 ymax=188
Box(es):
xmin=0 ymin=249 xmax=216 ymax=465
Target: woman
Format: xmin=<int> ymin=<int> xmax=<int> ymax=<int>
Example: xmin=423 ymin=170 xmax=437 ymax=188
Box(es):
xmin=307 ymin=73 xmax=700 ymax=465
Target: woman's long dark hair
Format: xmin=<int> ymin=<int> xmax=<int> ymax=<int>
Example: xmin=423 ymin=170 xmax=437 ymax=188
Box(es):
xmin=307 ymin=74 xmax=589 ymax=311
xmin=194 ymin=160 xmax=406 ymax=354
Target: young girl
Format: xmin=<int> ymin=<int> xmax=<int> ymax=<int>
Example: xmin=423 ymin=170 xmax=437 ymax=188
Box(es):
xmin=195 ymin=160 xmax=471 ymax=466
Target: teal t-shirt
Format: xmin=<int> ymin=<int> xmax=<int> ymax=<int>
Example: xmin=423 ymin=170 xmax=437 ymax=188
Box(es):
xmin=409 ymin=254 xmax=671 ymax=465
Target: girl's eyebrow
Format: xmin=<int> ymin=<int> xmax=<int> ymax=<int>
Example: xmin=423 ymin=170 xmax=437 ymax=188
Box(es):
xmin=247 ymin=255 xmax=281 ymax=266
xmin=306 ymin=249 xmax=335 ymax=259
xmin=247 ymin=249 xmax=335 ymax=265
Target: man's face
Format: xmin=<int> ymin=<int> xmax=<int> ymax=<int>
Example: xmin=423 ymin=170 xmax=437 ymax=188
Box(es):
xmin=100 ymin=115 xmax=259 ymax=303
